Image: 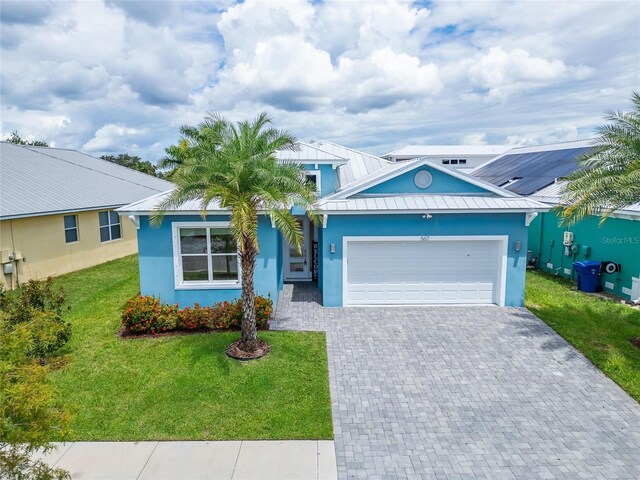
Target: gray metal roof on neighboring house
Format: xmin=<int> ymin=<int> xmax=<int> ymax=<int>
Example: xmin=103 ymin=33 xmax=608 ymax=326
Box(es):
xmin=471 ymin=139 xmax=596 ymax=196
xmin=0 ymin=142 xmax=173 ymax=219
xmin=383 ymin=145 xmax=510 ymax=158
xmin=531 ymin=181 xmax=640 ymax=218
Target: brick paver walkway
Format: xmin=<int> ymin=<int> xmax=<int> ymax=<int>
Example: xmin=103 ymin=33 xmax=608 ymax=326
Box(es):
xmin=273 ymin=283 xmax=640 ymax=479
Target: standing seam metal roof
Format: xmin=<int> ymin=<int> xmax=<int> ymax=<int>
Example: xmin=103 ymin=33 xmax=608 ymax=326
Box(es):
xmin=309 ymin=140 xmax=393 ymax=187
xmin=318 ymin=194 xmax=547 ymax=212
xmin=1 ymin=142 xmax=173 ymax=219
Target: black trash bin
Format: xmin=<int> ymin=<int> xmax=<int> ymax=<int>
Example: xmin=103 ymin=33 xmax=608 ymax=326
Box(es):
xmin=573 ymin=260 xmax=601 ymax=293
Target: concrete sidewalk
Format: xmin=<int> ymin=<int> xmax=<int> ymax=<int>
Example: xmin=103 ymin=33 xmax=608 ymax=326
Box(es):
xmin=36 ymin=440 xmax=337 ymax=480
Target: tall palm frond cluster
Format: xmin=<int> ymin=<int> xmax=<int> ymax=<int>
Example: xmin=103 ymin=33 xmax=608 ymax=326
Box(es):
xmin=154 ymin=113 xmax=318 ymax=354
xmin=561 ymin=92 xmax=640 ymax=224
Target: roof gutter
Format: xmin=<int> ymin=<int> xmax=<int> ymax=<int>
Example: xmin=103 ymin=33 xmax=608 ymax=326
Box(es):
xmin=1 ymin=204 xmax=127 ymax=221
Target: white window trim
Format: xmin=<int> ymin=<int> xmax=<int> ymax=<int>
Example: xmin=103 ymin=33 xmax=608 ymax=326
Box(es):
xmin=305 ymin=169 xmax=322 ymax=196
xmin=99 ymin=210 xmax=122 ymax=243
xmin=63 ymin=214 xmax=79 ymax=244
xmin=342 ymin=235 xmax=508 ymax=307
xmin=171 ymin=221 xmax=242 ymax=290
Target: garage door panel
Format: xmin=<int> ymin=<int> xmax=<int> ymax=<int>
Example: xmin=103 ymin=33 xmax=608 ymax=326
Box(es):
xmin=345 ymin=239 xmax=501 ymax=305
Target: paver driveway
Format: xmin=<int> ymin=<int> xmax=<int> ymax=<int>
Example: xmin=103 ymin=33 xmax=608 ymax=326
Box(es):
xmin=273 ymin=284 xmax=640 ymax=480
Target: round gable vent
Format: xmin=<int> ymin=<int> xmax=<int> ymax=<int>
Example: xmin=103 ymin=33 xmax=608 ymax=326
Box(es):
xmin=414 ymin=170 xmax=433 ymax=189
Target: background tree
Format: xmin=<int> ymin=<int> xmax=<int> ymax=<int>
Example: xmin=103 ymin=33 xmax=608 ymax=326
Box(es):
xmin=100 ymin=153 xmax=163 ymax=178
xmin=153 ymin=113 xmax=318 ymax=358
xmin=3 ymin=130 xmax=49 ymax=147
xmin=561 ymin=91 xmax=640 ymax=224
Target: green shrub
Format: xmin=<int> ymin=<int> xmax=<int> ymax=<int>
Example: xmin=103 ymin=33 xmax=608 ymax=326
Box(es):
xmin=121 ymin=296 xmax=272 ymax=335
xmin=0 ymin=312 xmax=70 ymax=479
xmin=0 ymin=279 xmax=71 ymax=361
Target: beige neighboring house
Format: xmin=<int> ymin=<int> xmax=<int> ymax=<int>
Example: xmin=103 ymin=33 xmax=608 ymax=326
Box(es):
xmin=0 ymin=142 xmax=172 ymax=290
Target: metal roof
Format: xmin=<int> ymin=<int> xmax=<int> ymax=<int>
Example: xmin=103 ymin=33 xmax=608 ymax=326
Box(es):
xmin=308 ymin=140 xmax=392 ymax=187
xmin=119 ymin=189 xmax=547 ymax=215
xmin=275 ymin=142 xmax=348 ymax=164
xmin=531 ymin=181 xmax=640 ymax=218
xmin=0 ymin=142 xmax=173 ymax=219
xmin=472 ymin=139 xmax=597 ymax=196
xmin=117 ymin=190 xmax=220 ymax=214
xmin=319 ymin=194 xmax=547 ymax=214
xmin=384 ymin=145 xmax=509 ymax=158
xmin=324 ymin=156 xmax=519 ymax=201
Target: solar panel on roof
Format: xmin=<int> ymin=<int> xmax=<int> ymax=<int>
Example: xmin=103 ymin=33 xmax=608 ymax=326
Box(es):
xmin=473 ymin=146 xmax=593 ymax=195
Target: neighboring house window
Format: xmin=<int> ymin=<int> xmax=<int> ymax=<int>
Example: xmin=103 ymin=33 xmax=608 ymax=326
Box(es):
xmin=450 ymin=159 xmax=459 ymax=165
xmin=442 ymin=159 xmax=450 ymax=164
xmin=172 ymin=222 xmax=240 ymax=288
xmin=459 ymin=159 xmax=467 ymax=165
xmin=305 ymin=170 xmax=322 ymax=195
xmin=99 ymin=211 xmax=121 ymax=242
xmin=63 ymin=215 xmax=78 ymax=243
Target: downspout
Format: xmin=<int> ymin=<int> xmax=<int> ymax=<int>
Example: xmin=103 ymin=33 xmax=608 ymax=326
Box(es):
xmin=537 ymin=212 xmax=544 ymax=267
xmin=9 ymin=219 xmax=19 ymax=289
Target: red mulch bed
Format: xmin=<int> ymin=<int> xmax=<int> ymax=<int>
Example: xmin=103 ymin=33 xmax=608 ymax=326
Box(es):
xmin=117 ymin=326 xmax=269 ymax=340
xmin=118 ymin=327 xmax=229 ymax=339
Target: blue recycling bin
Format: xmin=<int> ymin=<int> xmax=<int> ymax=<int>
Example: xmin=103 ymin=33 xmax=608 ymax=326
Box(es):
xmin=573 ymin=260 xmax=601 ymax=293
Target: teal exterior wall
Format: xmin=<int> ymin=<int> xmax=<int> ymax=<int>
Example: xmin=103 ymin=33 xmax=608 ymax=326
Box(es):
xmin=320 ymin=213 xmax=529 ymax=307
xmin=363 ymin=165 xmax=489 ymax=195
xmin=301 ymin=163 xmax=337 ymax=197
xmin=528 ymin=211 xmax=640 ymax=300
xmin=137 ymin=214 xmax=283 ymax=307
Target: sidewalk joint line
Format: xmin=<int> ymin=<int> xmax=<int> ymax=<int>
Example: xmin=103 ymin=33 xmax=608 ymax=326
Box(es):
xmin=136 ymin=441 xmax=159 ymax=480
xmin=230 ymin=441 xmax=243 ymax=479
xmin=51 ymin=442 xmax=74 ymax=467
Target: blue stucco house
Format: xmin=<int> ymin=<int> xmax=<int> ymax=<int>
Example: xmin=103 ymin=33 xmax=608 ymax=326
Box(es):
xmin=118 ymin=141 xmax=547 ymax=308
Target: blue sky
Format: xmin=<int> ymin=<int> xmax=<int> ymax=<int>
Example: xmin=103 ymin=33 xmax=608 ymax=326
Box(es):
xmin=1 ymin=0 xmax=639 ymax=162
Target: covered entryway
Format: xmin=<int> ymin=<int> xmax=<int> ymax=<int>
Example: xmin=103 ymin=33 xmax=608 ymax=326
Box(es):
xmin=343 ymin=236 xmax=507 ymax=306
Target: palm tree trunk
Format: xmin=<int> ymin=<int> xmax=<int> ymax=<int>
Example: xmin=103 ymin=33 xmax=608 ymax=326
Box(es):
xmin=239 ymin=235 xmax=258 ymax=350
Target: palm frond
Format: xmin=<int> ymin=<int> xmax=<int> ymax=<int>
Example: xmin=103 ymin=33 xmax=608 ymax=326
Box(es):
xmin=560 ymin=91 xmax=640 ymax=225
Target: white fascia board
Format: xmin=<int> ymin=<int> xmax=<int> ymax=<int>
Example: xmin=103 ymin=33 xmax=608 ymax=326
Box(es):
xmin=1 ymin=204 xmax=126 ymax=221
xmin=318 ymin=207 xmax=550 ymax=215
xmin=327 ymin=157 xmax=518 ymax=200
xmin=115 ymin=189 xmax=174 ymax=213
xmin=291 ymin=159 xmax=348 ymax=167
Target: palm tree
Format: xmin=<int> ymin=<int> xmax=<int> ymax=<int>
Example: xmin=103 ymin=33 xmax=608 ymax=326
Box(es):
xmin=561 ymin=91 xmax=640 ymax=224
xmin=153 ymin=113 xmax=318 ymax=357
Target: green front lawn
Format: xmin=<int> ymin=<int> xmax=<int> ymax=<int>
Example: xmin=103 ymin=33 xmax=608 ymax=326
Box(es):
xmin=49 ymin=255 xmax=332 ymax=440
xmin=526 ymin=269 xmax=640 ymax=402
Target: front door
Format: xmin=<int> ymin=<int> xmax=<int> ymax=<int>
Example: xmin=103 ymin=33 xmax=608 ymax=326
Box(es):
xmin=284 ymin=217 xmax=310 ymax=280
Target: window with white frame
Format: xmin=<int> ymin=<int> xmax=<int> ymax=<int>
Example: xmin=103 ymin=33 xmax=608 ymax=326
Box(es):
xmin=99 ymin=211 xmax=121 ymax=242
xmin=305 ymin=170 xmax=322 ymax=195
xmin=173 ymin=223 xmax=240 ymax=287
xmin=63 ymin=215 xmax=78 ymax=243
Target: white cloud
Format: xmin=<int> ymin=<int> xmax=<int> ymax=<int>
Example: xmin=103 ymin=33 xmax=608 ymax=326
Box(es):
xmin=505 ymin=125 xmax=580 ymax=146
xmin=83 ymin=124 xmax=146 ymax=151
xmin=0 ymin=0 xmax=638 ymax=161
xmin=211 ymin=1 xmax=440 ymax=112
xmin=460 ymin=133 xmax=488 ymax=145
xmin=468 ymin=47 xmax=592 ymax=101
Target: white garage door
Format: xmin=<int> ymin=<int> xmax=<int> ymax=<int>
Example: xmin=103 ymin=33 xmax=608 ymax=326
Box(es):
xmin=345 ymin=237 xmax=504 ymax=306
